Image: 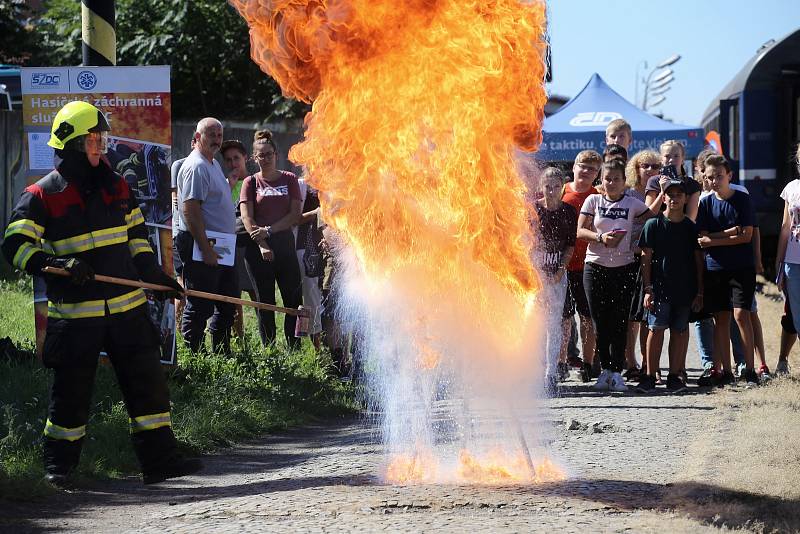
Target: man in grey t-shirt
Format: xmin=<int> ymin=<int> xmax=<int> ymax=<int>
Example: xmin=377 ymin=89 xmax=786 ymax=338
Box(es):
xmin=174 ymin=117 xmax=238 ymax=353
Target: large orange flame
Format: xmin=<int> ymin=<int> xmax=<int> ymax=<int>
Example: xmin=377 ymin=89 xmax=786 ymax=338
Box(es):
xmin=232 ymin=0 xmax=553 ymax=484
xmin=231 ymin=0 xmax=548 ymax=311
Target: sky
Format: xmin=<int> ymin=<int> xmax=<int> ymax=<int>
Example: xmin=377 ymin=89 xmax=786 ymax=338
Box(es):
xmin=546 ymin=0 xmax=800 ymax=126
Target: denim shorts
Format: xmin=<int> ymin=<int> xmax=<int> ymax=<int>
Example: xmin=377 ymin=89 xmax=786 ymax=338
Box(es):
xmin=646 ymin=299 xmax=691 ymax=332
xmin=784 ymin=262 xmax=800 ymax=334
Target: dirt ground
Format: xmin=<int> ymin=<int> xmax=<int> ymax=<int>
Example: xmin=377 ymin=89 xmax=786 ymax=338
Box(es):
xmin=2 ymin=282 xmax=798 ymax=534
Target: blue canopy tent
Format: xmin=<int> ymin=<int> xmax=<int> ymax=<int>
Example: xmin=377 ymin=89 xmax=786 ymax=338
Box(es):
xmin=536 ymin=73 xmax=704 ymax=162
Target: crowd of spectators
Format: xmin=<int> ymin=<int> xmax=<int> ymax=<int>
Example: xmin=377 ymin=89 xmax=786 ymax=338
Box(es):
xmin=172 ymin=116 xmax=798 ymax=389
xmin=172 ymin=118 xmax=352 ymax=378
xmin=531 ymin=118 xmax=799 ymax=393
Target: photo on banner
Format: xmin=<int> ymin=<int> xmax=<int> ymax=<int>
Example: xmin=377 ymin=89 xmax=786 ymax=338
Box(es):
xmin=21 ymin=65 xmax=177 ymax=364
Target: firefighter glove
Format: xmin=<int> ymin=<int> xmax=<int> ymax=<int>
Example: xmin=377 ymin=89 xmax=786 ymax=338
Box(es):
xmin=47 ymin=257 xmax=94 ymax=285
xmin=145 ymin=268 xmax=185 ymax=300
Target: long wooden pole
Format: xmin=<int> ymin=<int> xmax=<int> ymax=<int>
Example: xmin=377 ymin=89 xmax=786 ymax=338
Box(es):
xmin=42 ymin=267 xmax=308 ymax=317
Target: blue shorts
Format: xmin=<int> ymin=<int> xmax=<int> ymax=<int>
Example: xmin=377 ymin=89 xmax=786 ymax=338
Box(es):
xmin=647 ymin=299 xmax=691 ymax=332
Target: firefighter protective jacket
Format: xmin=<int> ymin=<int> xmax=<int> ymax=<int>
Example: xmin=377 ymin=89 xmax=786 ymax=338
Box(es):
xmin=2 ymin=161 xmax=162 ymax=326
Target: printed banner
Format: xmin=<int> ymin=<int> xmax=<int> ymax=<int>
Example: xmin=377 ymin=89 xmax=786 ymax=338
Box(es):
xmin=21 ymin=66 xmax=177 ymax=365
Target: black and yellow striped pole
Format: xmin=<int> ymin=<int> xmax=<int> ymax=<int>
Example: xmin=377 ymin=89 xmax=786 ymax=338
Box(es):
xmin=81 ymin=0 xmax=116 ymax=66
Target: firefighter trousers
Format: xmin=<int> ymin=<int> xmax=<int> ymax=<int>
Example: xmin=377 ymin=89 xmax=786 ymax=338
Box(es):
xmin=42 ymin=311 xmax=179 ymax=475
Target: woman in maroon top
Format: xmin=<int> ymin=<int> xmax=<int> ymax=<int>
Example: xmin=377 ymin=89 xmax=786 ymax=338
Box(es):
xmin=240 ymin=130 xmax=303 ymax=348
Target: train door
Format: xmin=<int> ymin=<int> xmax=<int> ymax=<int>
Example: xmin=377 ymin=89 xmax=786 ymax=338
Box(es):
xmin=777 ymin=69 xmax=800 ymax=185
xmin=763 ymin=70 xmax=800 ymax=272
xmin=718 ymin=98 xmax=740 ymax=178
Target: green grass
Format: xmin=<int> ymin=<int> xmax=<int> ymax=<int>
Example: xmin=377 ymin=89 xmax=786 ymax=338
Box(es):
xmin=0 ymin=277 xmax=36 ymax=347
xmin=0 ymin=276 xmax=357 ymax=500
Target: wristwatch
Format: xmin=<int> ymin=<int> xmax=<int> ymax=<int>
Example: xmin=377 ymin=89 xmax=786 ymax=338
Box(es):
xmin=596 ymin=232 xmax=603 ymax=243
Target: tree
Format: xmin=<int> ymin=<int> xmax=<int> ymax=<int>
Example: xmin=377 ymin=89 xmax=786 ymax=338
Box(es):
xmin=34 ymin=0 xmax=308 ymax=121
xmin=0 ymin=0 xmax=43 ymax=65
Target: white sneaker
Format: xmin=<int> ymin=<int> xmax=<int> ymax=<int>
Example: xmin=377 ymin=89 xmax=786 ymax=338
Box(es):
xmin=735 ymin=362 xmax=746 ymax=378
xmin=593 ymin=369 xmax=611 ymax=391
xmin=609 ymin=372 xmax=628 ymax=392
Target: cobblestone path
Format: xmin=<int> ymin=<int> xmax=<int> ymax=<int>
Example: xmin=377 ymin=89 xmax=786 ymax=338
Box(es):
xmin=7 ymin=365 xmax=760 ymax=534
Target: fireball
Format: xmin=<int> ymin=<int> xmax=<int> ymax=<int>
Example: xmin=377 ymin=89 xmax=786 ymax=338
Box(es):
xmin=232 ymin=0 xmax=552 ymax=484
xmin=230 ymin=0 xmax=547 ymax=306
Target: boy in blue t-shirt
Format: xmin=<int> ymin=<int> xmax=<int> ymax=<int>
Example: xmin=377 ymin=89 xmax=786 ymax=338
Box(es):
xmin=695 ymin=154 xmax=759 ymax=387
xmin=636 ymin=180 xmax=704 ymax=393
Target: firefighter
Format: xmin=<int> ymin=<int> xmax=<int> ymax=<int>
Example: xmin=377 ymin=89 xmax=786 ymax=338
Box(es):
xmin=1 ymin=101 xmax=202 ymax=486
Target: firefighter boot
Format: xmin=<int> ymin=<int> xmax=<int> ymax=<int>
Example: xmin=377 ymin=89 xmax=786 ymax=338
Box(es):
xmin=142 ymin=455 xmax=204 ymax=485
xmin=133 ymin=426 xmax=204 ymax=485
xmin=43 ymin=437 xmax=83 ymax=488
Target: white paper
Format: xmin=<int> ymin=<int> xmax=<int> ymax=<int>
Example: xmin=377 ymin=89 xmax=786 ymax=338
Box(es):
xmin=192 ymin=230 xmax=236 ymax=266
xmin=27 ymin=132 xmax=55 ymax=171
